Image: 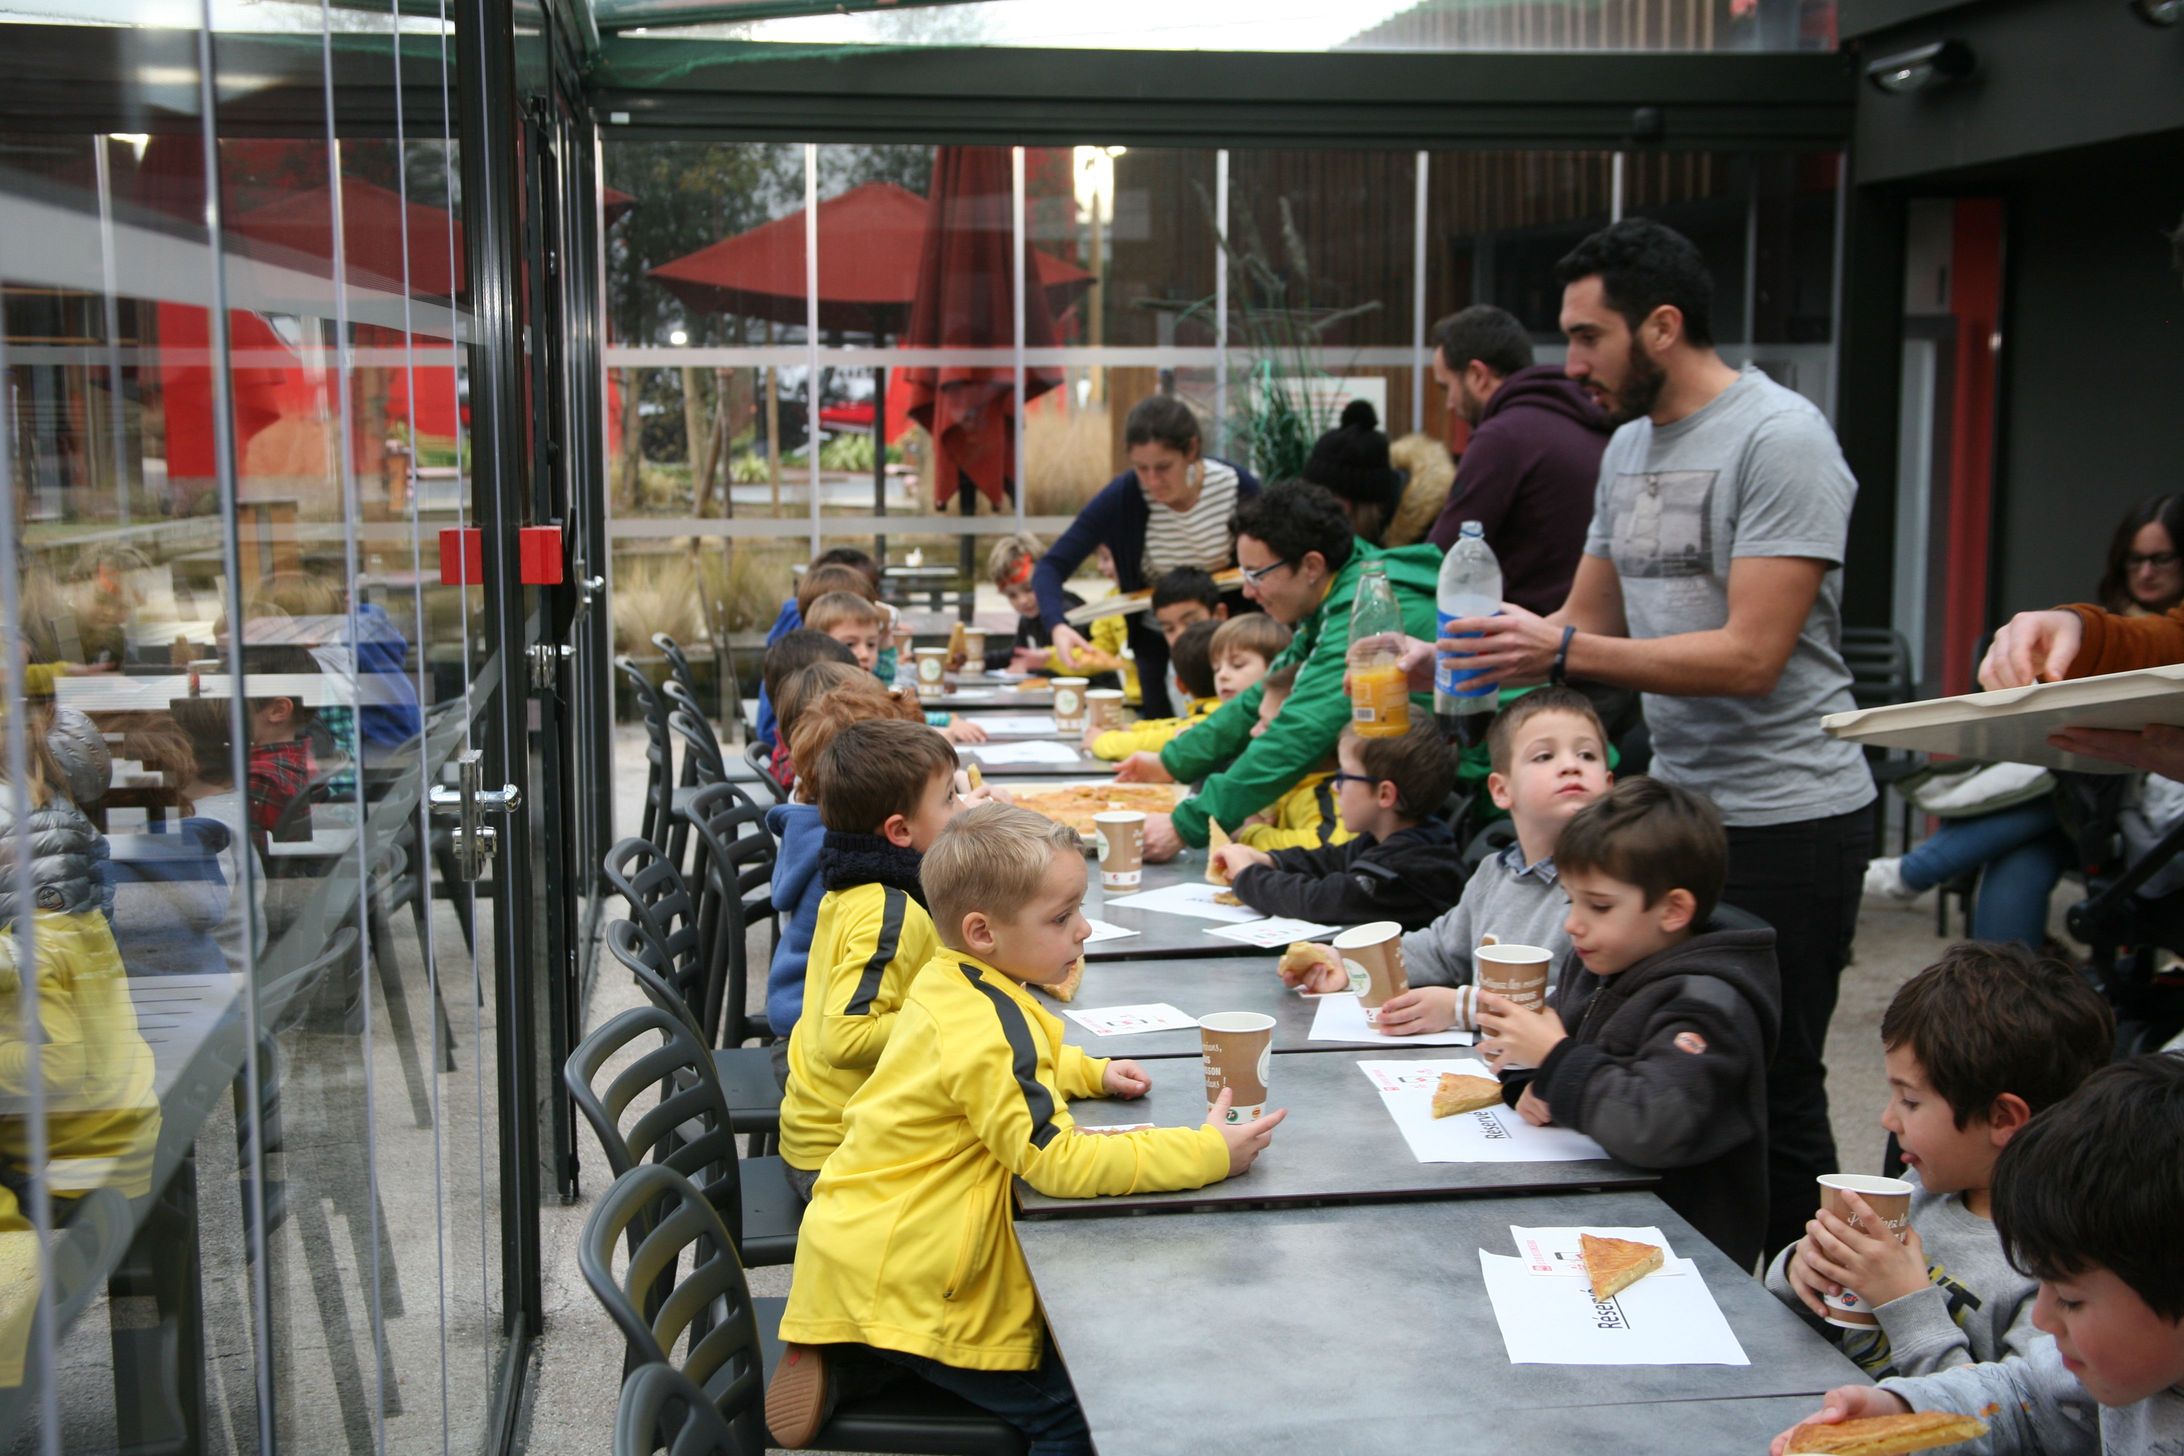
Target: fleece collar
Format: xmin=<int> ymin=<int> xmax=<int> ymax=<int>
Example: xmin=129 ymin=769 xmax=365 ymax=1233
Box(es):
xmin=818 ymin=830 xmax=928 ymax=908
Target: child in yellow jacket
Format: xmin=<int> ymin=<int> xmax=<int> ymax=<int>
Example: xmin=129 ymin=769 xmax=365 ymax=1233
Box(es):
xmin=1088 ymin=619 xmax=1220 ymax=759
xmin=1232 ymin=664 xmax=1358 ymax=854
xmin=779 ymin=719 xmax=964 ymax=1200
xmin=768 ymin=804 xmax=1285 ymax=1452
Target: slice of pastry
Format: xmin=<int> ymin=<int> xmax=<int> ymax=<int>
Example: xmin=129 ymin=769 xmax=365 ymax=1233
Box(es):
xmin=1211 ymin=890 xmax=1244 ymax=907
xmin=1036 ymin=955 xmax=1086 ymax=1004
xmin=1783 ymin=1411 xmax=1990 ymax=1455
xmin=1207 ymin=820 xmax=1232 ymax=884
xmin=1579 ymin=1233 xmax=1664 ymax=1301
xmin=1430 ymin=1072 xmax=1503 ymax=1119
xmin=1277 ymin=942 xmax=1344 ymax=990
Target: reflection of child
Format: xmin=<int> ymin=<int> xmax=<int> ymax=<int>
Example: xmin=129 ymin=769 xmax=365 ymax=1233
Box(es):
xmin=1480 ymin=777 xmax=1778 ymax=1270
xmin=988 ymin=534 xmax=1077 ymax=673
xmin=1770 ymin=1056 xmax=2184 ymax=1456
xmin=1765 ymin=944 xmax=2112 ymax=1377
xmin=768 ymin=804 xmax=1283 ymax=1453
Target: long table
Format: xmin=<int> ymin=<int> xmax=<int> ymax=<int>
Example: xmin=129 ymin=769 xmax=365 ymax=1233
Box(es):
xmin=1020 ymin=1192 xmax=1867 ymax=1454
xmin=1067 ymin=855 xmax=1267 ymax=960
xmin=1050 ymin=953 xmax=1474 ymax=1061
xmin=1017 ymin=1050 xmax=1650 ymax=1217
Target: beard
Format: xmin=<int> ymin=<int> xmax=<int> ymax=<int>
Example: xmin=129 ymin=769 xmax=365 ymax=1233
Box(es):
xmin=1599 ymin=347 xmax=1667 ymax=426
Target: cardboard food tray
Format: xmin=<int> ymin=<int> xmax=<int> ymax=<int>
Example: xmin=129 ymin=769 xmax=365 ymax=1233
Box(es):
xmin=1820 ymin=664 xmax=2184 ymax=773
xmin=1006 ymin=780 xmax=1188 ymax=846
xmin=1062 ymin=570 xmax=1245 ymax=626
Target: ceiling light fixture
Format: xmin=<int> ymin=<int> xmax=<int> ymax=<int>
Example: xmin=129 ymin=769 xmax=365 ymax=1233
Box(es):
xmin=1864 ymin=39 xmax=1976 ymax=94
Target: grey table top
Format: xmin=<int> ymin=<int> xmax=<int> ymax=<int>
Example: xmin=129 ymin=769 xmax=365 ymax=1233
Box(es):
xmin=1056 ymin=953 xmax=1422 ymax=1060
xmin=957 ymin=743 xmax=1111 ymax=778
xmin=1020 ymin=1192 xmax=1866 ymax=1454
xmin=1065 ymin=853 xmax=1264 ymax=960
xmin=924 ymin=674 xmax=1054 ymax=712
xmin=1017 ymin=1049 xmax=1650 ymax=1217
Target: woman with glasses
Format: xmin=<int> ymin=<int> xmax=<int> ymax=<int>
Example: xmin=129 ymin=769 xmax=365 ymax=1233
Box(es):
xmin=1030 ymin=396 xmax=1260 ymax=715
xmin=1866 ymin=494 xmax=2184 ymax=945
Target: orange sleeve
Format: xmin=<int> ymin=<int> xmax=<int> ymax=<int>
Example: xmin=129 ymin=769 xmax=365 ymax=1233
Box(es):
xmin=2061 ymin=603 xmax=2184 ymax=679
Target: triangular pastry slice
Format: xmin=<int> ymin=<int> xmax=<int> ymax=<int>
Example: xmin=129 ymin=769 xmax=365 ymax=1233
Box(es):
xmin=1579 ymin=1233 xmax=1663 ymax=1301
xmin=1783 ymin=1411 xmax=1989 ymax=1455
xmin=1429 ymin=1072 xmax=1503 ymax=1119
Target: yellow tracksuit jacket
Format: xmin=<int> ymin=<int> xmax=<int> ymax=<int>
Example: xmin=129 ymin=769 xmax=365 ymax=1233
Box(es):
xmin=1044 ymin=615 xmax=1140 ymax=703
xmin=780 ymin=882 xmax=939 ymax=1174
xmin=1235 ymin=770 xmax=1356 ymax=854
xmin=778 ymin=948 xmax=1230 ymax=1370
xmin=1089 ymin=695 xmax=1219 ymax=761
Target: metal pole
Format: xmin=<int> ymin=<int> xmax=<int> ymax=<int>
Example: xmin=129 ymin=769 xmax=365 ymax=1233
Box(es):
xmin=1214 ymin=149 xmax=1229 ymax=455
xmin=804 ymin=143 xmax=821 ymax=560
xmin=1412 ymin=149 xmax=1429 ymax=436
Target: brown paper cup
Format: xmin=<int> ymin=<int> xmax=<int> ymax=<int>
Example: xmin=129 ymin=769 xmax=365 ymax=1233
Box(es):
xmin=1199 ymin=1012 xmax=1276 ymax=1122
xmin=1086 ymin=688 xmax=1126 ymax=734
xmin=1334 ymin=921 xmax=1408 ymax=1023
xmin=1093 ymin=810 xmax=1145 ymax=889
xmin=1052 ymin=676 xmax=1089 ymax=731
xmin=962 ymin=628 xmax=986 ymax=667
xmin=1476 ymin=943 xmax=1553 ymax=1012
xmin=914 ymin=646 xmax=949 ymax=687
xmin=1816 ymin=1173 xmax=1915 ymax=1327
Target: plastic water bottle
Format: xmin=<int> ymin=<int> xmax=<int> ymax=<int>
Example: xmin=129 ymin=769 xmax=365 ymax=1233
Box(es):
xmin=1348 ymin=561 xmax=1409 ymax=737
xmin=1437 ymin=521 xmax=1501 ymax=749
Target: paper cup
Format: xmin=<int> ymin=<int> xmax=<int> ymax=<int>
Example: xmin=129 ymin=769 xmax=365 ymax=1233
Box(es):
xmin=962 ymin=628 xmax=987 ymax=668
xmin=1333 ymin=921 xmax=1408 ymax=1023
xmin=914 ymin=646 xmax=949 ymax=687
xmin=1086 ymin=688 xmax=1126 ymax=734
xmin=1476 ymin=942 xmax=1554 ymax=1012
xmin=1199 ymin=1012 xmax=1276 ymax=1122
xmin=1052 ymin=676 xmax=1089 ymax=731
xmin=1093 ymin=810 xmax=1145 ymax=889
xmin=1816 ymin=1174 xmax=1916 ymax=1328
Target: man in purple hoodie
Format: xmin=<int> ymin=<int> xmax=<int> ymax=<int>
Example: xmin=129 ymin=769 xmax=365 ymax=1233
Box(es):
xmin=1426 ymin=304 xmax=1610 ymax=616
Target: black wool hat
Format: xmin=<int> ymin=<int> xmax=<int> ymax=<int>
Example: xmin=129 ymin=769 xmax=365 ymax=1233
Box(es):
xmin=1303 ymin=399 xmax=1404 ymax=511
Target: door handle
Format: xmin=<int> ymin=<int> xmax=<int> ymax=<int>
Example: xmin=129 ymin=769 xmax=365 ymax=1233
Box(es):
xmin=427 ymin=749 xmax=523 ymax=881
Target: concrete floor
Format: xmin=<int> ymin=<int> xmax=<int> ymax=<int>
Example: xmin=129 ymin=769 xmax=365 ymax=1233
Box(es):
xmin=509 ymin=724 xmax=2063 ymax=1456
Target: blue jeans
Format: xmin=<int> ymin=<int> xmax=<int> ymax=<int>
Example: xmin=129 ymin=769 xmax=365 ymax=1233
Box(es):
xmin=1899 ymin=798 xmax=2072 ymax=947
xmin=873 ymin=1343 xmax=1092 ymax=1456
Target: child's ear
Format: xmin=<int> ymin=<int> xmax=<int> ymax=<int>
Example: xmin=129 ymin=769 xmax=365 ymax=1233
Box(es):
xmin=263 ymin=697 xmax=296 ymax=725
xmin=881 ymin=811 xmax=914 ymax=848
xmin=1985 ymin=1091 xmax=2034 ymax=1147
xmin=1657 ymin=887 xmax=1698 ymax=935
xmin=961 ymin=910 xmax=996 ymax=956
xmin=1376 ymin=779 xmax=1401 ymax=811
xmin=1485 ymin=770 xmax=1515 ymax=812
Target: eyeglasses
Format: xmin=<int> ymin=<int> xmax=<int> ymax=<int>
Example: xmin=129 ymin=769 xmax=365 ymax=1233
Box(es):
xmin=1328 ymin=771 xmax=1384 ymax=790
xmin=1238 ymin=557 xmax=1298 ymax=588
xmin=2126 ymin=552 xmax=2182 ymax=571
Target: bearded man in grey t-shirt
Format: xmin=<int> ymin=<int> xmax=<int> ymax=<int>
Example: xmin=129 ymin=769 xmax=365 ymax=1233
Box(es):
xmin=1419 ymin=219 xmax=1876 ymax=1261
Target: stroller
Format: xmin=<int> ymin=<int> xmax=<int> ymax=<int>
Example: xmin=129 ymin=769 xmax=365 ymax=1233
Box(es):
xmin=2053 ymin=772 xmax=2184 ymax=1055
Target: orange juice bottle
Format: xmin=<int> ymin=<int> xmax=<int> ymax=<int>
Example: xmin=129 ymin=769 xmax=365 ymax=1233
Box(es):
xmin=1348 ymin=562 xmax=1409 ymax=737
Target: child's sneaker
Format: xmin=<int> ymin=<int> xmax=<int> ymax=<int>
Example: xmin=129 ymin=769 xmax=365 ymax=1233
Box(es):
xmin=765 ymin=1343 xmax=835 ymax=1449
xmin=1863 ymin=855 xmax=1923 ymax=904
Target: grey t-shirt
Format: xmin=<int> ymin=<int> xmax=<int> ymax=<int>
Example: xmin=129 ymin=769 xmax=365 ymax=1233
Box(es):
xmin=1582 ymin=367 xmax=1874 ymax=826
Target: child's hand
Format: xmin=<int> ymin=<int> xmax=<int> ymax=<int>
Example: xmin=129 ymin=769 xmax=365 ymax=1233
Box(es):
xmin=1212 ymin=844 xmax=1271 ymax=880
xmin=1783 ymin=1238 xmax=1843 ymax=1320
xmin=943 ymin=717 xmax=989 ymax=745
xmin=1801 ymin=1191 xmax=1929 ymax=1310
xmin=1515 ymin=1085 xmax=1553 ymax=1126
xmin=961 ymin=781 xmax=1013 ymax=807
xmin=1373 ymin=986 xmax=1459 ymax=1034
xmin=1206 ymin=1089 xmax=1286 ymax=1177
xmin=1769 ymin=1387 xmax=1913 ymax=1456
xmin=1102 ymin=1059 xmax=1151 ymax=1099
xmin=1111 ymin=752 xmax=1173 ymax=785
xmin=1080 ymin=722 xmax=1106 ymax=749
xmin=1475 ymin=992 xmax=1567 ymax=1067
xmin=1276 ymin=944 xmax=1348 ymax=994
xmin=1009 ymin=647 xmax=1046 ymax=672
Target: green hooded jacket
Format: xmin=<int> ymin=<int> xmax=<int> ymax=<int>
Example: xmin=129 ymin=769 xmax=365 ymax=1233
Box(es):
xmin=1162 ymin=542 xmax=1443 ymax=847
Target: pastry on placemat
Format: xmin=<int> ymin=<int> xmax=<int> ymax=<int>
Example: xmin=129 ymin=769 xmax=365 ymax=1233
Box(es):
xmin=1782 ymin=1412 xmax=1989 ymax=1456
xmin=1036 ymin=955 xmax=1086 ymax=1004
xmin=1579 ymin=1233 xmax=1664 ymax=1301
xmin=1212 ymin=890 xmax=1244 ymax=907
xmin=1429 ymin=1073 xmax=1503 ymax=1119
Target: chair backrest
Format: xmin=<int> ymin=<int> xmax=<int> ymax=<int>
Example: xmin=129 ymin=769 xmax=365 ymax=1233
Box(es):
xmin=683 ymin=784 xmax=777 ymax=1047
xmin=1840 ymin=627 xmax=1915 ymax=708
xmin=607 ymin=918 xmax=710 ymax=1048
xmin=740 ymin=739 xmax=785 ymax=805
xmin=579 ymin=1163 xmax=767 ymax=1448
xmin=259 ymin=923 xmax=360 ymax=1036
xmin=616 ymin=1362 xmax=752 ymax=1456
xmin=622 ymin=657 xmax=675 ymax=848
xmin=604 ymin=838 xmax=714 ymax=1041
xmin=670 ymin=710 xmax=728 ymax=793
xmin=564 ymin=1003 xmax=746 ymax=1249
xmin=652 ymin=634 xmax=706 ymax=711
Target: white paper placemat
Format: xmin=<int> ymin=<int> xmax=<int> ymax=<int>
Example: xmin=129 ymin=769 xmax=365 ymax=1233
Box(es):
xmin=1081 ymin=918 xmax=1138 ymax=945
xmin=1101 ymin=881 xmax=1266 ymax=923
xmin=965 ymin=740 xmax=1084 ymax=766
xmin=1062 ymin=1003 xmax=1198 ymax=1037
xmin=1309 ymin=993 xmax=1475 ymax=1047
xmin=1509 ymin=1225 xmax=1684 ymax=1278
xmin=1204 ymin=916 xmax=1340 ymax=947
xmin=1479 ymin=1250 xmax=1747 ymax=1365
xmin=971 ymin=714 xmax=1060 ymax=736
xmin=1358 ymin=1058 xmax=1607 ymax=1163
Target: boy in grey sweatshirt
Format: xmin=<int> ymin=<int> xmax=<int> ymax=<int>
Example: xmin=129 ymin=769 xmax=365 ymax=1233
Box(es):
xmin=1770 ymin=1056 xmax=2184 ymax=1456
xmin=1766 ymin=943 xmax=2114 ymax=1377
xmin=1278 ymin=688 xmax=1610 ymax=1036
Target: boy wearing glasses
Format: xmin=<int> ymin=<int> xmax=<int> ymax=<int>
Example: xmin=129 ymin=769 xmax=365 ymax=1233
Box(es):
xmin=1210 ymin=716 xmax=1464 ymax=930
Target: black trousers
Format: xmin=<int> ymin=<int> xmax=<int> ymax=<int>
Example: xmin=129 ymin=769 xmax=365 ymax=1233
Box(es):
xmin=1722 ymin=803 xmax=1872 ymax=1262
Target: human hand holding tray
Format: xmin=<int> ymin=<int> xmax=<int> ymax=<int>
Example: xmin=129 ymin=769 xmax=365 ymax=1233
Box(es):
xmin=1359 ymin=1059 xmax=1607 ymax=1162
xmin=1820 ymin=664 xmax=2184 ymax=773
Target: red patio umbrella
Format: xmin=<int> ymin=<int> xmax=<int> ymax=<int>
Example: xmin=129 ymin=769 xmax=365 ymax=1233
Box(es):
xmin=900 ymin=147 xmax=1069 ymax=509
xmin=233 ymin=175 xmax=466 ymax=296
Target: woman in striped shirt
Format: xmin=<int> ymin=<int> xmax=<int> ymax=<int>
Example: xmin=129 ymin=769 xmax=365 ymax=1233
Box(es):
xmin=1031 ymin=396 xmax=1261 ymax=715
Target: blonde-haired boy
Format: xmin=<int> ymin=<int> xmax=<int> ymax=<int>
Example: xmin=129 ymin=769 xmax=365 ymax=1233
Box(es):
xmin=768 ymin=803 xmax=1283 ymax=1452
